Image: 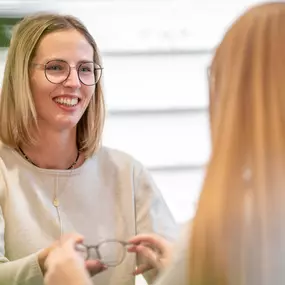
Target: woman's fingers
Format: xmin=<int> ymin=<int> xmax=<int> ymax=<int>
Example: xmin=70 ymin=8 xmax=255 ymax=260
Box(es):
xmin=128 ymin=244 xmax=164 ymax=274
xmin=128 ymin=233 xmax=171 ymax=253
xmin=133 ymin=263 xmax=153 ymax=275
xmin=85 ymin=260 xmax=107 ymax=276
xmin=40 ymin=234 xmax=82 ymax=274
xmin=44 ymin=236 xmax=92 ymax=285
xmin=128 ymin=234 xmax=174 ymax=272
xmin=129 ymin=245 xmax=158 ymax=265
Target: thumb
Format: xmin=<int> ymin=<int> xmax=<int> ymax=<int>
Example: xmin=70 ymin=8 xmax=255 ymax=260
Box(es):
xmin=85 ymin=260 xmax=107 ymax=276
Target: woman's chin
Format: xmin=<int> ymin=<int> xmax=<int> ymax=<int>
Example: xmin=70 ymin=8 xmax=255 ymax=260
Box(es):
xmin=52 ymin=115 xmax=81 ymax=131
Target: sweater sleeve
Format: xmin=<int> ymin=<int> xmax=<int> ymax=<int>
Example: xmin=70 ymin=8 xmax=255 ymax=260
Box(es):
xmin=0 ymin=161 xmax=44 ymax=285
xmin=133 ymin=163 xmax=178 ymax=284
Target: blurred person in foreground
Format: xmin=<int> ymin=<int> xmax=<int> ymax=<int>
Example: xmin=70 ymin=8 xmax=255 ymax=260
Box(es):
xmin=44 ymin=2 xmax=285 ymax=285
xmin=0 ymin=13 xmax=177 ymax=285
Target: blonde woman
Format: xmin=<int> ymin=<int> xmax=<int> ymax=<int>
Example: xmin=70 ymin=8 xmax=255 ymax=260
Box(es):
xmin=0 ymin=13 xmax=177 ymax=285
xmin=45 ymin=2 xmax=285 ymax=285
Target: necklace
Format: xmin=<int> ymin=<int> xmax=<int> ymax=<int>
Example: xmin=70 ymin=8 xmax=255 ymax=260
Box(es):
xmin=18 ymin=147 xmax=79 ymax=237
xmin=19 ymin=147 xmax=80 ymax=170
xmin=54 ymin=174 xmax=71 ymax=236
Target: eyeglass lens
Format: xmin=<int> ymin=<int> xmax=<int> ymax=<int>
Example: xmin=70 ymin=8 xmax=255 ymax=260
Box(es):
xmin=76 ymin=240 xmax=127 ymax=267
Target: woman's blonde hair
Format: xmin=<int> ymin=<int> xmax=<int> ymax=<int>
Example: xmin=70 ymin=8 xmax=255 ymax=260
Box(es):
xmin=190 ymin=2 xmax=285 ymax=284
xmin=0 ymin=13 xmax=105 ymax=157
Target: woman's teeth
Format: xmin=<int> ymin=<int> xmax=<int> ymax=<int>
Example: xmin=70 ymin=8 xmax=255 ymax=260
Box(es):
xmin=54 ymin=97 xmax=79 ymax=107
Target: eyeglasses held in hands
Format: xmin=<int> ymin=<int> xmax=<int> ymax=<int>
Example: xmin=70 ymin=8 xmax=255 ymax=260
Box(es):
xmin=75 ymin=239 xmax=130 ymax=267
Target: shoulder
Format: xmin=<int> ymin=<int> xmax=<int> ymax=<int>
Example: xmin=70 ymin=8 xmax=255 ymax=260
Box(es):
xmin=93 ymin=146 xmax=145 ymax=173
xmin=0 ymin=142 xmax=24 ymax=174
xmin=0 ymin=141 xmax=13 ymax=169
xmin=0 ymin=141 xmax=15 ymax=162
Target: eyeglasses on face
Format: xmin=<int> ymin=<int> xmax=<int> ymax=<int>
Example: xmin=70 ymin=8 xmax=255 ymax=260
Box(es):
xmin=32 ymin=59 xmax=103 ymax=86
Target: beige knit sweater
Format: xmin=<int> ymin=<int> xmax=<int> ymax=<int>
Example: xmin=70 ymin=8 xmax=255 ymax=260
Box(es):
xmin=0 ymin=144 xmax=177 ymax=285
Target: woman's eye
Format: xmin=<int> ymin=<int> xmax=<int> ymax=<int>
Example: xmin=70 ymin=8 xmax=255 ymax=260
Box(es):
xmin=80 ymin=66 xmax=92 ymax=73
xmin=47 ymin=65 xmax=63 ymax=71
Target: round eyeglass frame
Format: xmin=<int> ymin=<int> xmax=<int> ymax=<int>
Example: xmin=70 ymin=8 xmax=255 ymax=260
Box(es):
xmin=33 ymin=59 xmax=103 ymax=86
xmin=75 ymin=239 xmax=130 ymax=267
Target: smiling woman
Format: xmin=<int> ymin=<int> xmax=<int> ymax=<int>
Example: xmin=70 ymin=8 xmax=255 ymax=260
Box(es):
xmin=0 ymin=13 xmax=177 ymax=285
xmin=29 ymin=28 xmax=98 ymax=134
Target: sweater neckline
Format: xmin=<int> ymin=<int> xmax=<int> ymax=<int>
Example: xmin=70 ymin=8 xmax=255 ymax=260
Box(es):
xmin=11 ymin=147 xmax=95 ymax=177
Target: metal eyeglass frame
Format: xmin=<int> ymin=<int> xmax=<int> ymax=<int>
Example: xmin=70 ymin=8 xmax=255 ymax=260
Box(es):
xmin=32 ymin=59 xmax=103 ymax=86
xmin=75 ymin=239 xmax=130 ymax=267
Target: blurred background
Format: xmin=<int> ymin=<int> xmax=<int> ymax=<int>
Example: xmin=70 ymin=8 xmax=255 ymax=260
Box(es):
xmin=0 ymin=0 xmax=267 ymax=283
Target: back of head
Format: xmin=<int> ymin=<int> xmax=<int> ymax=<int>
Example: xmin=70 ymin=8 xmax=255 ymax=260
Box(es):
xmin=190 ymin=2 xmax=285 ymax=285
xmin=0 ymin=13 xmax=105 ymax=156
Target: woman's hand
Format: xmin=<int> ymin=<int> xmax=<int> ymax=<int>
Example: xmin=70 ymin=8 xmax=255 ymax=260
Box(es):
xmin=38 ymin=234 xmax=83 ymax=274
xmin=128 ymin=233 xmax=173 ymax=275
xmin=38 ymin=240 xmax=61 ymax=275
xmin=44 ymin=234 xmax=106 ymax=285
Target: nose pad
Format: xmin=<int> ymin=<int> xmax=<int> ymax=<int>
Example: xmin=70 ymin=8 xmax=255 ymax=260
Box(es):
xmin=64 ymin=68 xmax=81 ymax=87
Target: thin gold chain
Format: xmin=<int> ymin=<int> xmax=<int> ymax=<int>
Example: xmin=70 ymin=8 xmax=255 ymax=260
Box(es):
xmin=53 ymin=165 xmax=76 ymax=236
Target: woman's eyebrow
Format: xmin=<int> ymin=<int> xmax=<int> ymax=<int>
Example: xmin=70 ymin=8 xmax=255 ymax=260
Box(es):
xmin=77 ymin=60 xmax=94 ymax=63
xmin=40 ymin=58 xmax=94 ymax=64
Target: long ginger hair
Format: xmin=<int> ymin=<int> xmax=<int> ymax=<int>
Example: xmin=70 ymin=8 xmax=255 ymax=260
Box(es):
xmin=190 ymin=3 xmax=285 ymax=285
